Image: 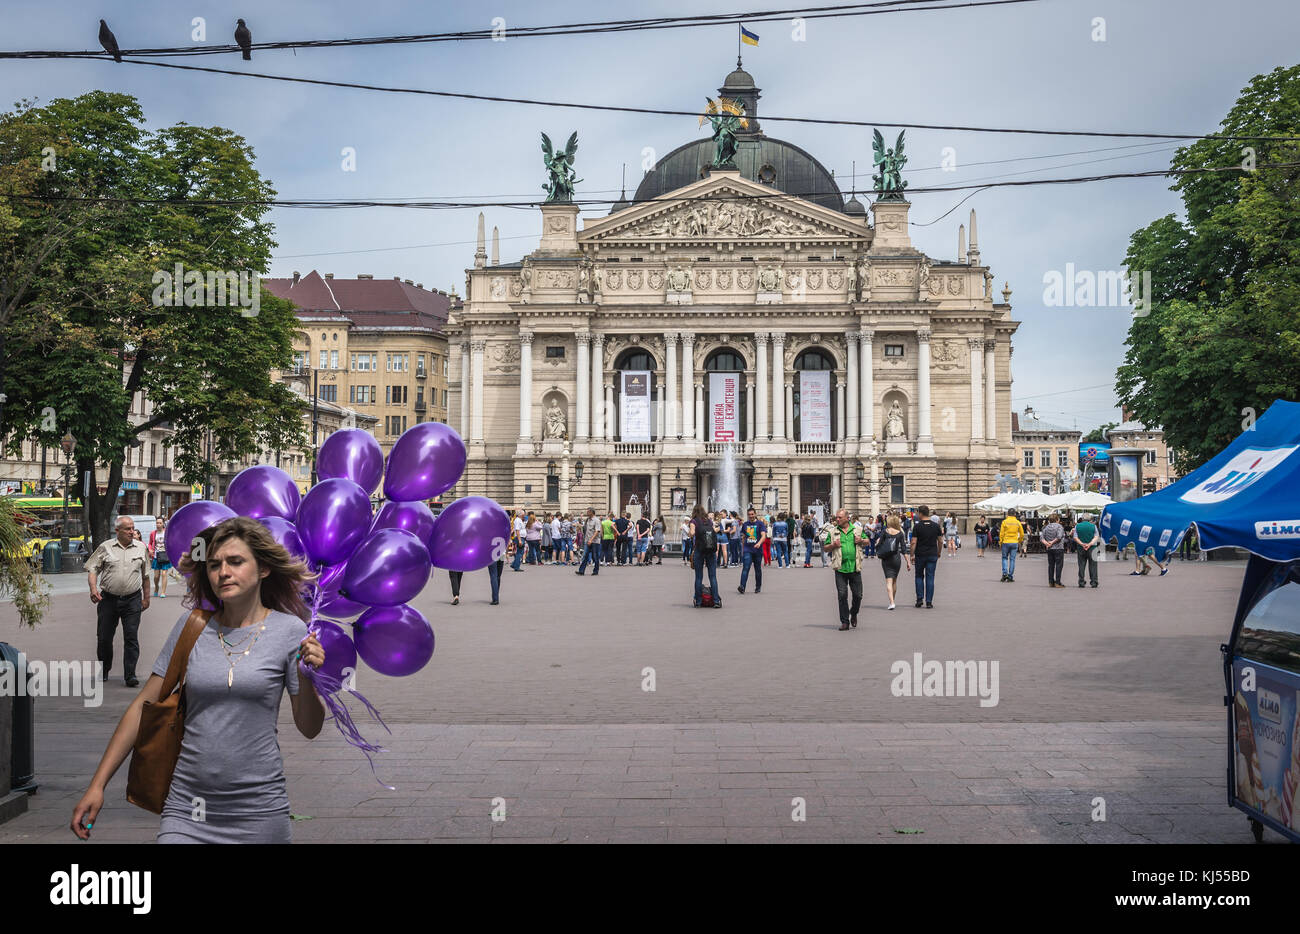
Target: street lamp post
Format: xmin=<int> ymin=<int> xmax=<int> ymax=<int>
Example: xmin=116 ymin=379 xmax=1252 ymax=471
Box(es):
xmin=59 ymin=429 xmax=76 ymax=554
xmin=854 ymin=458 xmax=893 ymax=518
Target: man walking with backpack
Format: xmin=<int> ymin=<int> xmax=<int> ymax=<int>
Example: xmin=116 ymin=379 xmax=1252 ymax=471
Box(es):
xmin=688 ymin=505 xmax=722 ymax=608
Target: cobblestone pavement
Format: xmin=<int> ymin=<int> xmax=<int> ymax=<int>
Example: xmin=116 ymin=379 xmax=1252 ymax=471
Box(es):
xmin=2 ymin=552 xmax=1278 ymax=843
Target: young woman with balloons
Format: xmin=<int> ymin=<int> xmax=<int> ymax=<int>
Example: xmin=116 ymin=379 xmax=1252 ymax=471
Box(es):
xmin=70 ymin=421 xmax=509 ymax=841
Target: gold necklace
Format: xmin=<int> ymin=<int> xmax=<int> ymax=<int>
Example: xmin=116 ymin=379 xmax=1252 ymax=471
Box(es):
xmin=217 ymin=611 xmax=270 ymax=688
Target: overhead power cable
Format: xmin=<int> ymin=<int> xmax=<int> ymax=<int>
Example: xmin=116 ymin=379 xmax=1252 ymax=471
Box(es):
xmin=30 ymin=54 xmax=1292 ymax=143
xmin=9 ymin=161 xmax=1295 ymax=211
xmin=0 ymin=1 xmax=1037 ymax=59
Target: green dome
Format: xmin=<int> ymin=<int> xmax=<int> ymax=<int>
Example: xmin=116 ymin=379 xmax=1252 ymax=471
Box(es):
xmin=633 ymin=66 xmax=847 ymax=214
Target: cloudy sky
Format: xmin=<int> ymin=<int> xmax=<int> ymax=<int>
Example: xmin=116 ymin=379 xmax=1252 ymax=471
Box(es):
xmin=5 ymin=0 xmax=1296 ymax=434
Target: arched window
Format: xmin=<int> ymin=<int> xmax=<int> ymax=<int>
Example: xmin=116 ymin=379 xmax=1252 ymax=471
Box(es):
xmin=793 ymin=349 xmax=837 ymax=442
xmin=614 ymin=349 xmax=658 ymax=441
xmin=703 ymin=350 xmax=748 ymax=442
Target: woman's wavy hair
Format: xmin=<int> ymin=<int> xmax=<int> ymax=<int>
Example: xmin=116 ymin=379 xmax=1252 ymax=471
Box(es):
xmin=184 ymin=516 xmax=314 ymax=621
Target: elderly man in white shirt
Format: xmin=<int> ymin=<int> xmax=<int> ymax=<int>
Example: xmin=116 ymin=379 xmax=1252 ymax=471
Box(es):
xmin=85 ymin=515 xmax=152 ymax=687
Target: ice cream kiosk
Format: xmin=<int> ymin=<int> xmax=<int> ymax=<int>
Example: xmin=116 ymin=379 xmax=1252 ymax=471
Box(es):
xmin=1102 ymin=401 xmax=1300 ymax=843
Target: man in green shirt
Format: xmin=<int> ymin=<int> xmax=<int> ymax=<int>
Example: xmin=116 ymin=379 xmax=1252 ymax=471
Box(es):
xmin=600 ymin=514 xmax=617 ymax=566
xmin=1073 ymin=516 xmax=1100 ymax=588
xmin=823 ymin=508 xmax=864 ymax=630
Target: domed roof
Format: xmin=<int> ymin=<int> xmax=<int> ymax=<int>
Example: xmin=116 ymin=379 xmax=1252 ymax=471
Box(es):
xmin=722 ymin=65 xmax=756 ymax=90
xmin=632 ymin=64 xmax=847 ymax=214
xmin=843 ymin=194 xmax=866 ymax=216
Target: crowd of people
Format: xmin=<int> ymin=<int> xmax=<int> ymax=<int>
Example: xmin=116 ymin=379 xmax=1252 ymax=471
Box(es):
xmin=447 ymin=502 xmax=1191 ymax=614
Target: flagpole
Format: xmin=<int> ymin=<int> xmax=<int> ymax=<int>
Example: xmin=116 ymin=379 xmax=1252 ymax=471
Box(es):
xmin=737 ymin=24 xmax=741 ymax=67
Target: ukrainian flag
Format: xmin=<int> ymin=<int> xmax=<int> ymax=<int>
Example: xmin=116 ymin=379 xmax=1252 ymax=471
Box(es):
xmin=740 ymin=26 xmax=759 ymax=47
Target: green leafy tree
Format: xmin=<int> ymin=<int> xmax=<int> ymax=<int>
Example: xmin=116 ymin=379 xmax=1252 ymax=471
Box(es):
xmin=0 ymin=499 xmax=48 ymax=628
xmin=0 ymin=93 xmax=305 ymax=547
xmin=1083 ymin=422 xmax=1117 ymax=444
xmin=1117 ymin=65 xmax=1300 ymax=471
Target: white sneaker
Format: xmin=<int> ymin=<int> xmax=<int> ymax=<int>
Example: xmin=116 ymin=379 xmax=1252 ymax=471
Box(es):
xmin=888 ymin=602 xmax=895 ymax=610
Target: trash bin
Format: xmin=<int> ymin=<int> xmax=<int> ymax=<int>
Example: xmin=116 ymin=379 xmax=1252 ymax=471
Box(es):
xmin=41 ymin=541 xmax=61 ymax=574
xmin=0 ymin=643 xmax=35 ymax=793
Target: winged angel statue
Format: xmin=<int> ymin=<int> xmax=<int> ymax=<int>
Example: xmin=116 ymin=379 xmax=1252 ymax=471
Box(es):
xmin=871 ymin=129 xmax=908 ymax=201
xmin=700 ymin=97 xmax=748 ymax=169
xmin=541 ymin=132 xmax=581 ymax=203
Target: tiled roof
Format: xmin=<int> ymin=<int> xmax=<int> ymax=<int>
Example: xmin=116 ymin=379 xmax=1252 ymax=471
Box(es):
xmin=263 ymin=271 xmax=451 ymax=332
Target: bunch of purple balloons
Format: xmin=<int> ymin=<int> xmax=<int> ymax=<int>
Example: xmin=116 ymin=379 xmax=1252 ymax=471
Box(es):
xmin=164 ymin=422 xmax=509 ymax=685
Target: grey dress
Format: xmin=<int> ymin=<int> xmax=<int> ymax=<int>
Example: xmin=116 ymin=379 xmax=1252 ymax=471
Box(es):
xmin=151 ymin=608 xmax=308 ymax=843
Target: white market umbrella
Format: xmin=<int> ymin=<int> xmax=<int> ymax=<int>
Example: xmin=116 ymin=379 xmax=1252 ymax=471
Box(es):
xmin=1015 ymin=492 xmax=1051 ymax=510
xmin=1063 ymin=490 xmax=1113 ymax=509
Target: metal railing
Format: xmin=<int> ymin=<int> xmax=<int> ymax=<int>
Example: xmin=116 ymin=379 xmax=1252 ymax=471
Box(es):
xmin=794 ymin=442 xmax=837 ymax=456
xmin=703 ymin=442 xmax=752 ymax=456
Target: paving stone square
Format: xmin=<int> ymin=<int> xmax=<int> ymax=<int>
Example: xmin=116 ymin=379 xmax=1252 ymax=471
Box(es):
xmin=0 ymin=552 xmax=1283 ymax=843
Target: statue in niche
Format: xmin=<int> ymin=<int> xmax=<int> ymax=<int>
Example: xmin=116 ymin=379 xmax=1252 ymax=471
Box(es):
xmin=885 ymin=400 xmax=906 ymax=439
xmin=545 ymin=398 xmax=568 ymax=440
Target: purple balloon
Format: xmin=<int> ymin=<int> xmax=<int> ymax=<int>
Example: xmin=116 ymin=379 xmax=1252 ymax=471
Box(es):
xmin=427 ymin=496 xmax=510 ymax=572
xmin=166 ymin=500 xmax=237 ymax=569
xmin=256 ymin=516 xmax=307 ymax=562
xmin=311 ymin=619 xmax=358 ymax=686
xmin=353 ymin=604 xmax=435 ymax=677
xmin=317 ymin=591 xmax=369 ymax=623
xmin=371 ymin=500 xmax=437 ymax=559
xmin=296 ymin=478 xmax=372 ymax=566
xmin=382 ymin=422 xmax=467 ymax=502
xmin=316 ymin=562 xmax=347 ymax=593
xmin=317 ymin=428 xmax=384 ymax=496
xmin=226 ymin=465 xmax=301 ymax=521
xmin=340 ymin=528 xmax=431 ymax=607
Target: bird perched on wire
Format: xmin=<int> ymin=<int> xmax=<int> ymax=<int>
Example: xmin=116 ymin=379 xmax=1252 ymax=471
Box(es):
xmin=235 ymin=19 xmax=252 ymax=61
xmin=98 ymin=19 xmax=122 ymax=63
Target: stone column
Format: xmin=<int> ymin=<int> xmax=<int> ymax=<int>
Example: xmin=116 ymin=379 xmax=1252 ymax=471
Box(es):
xmin=784 ymin=379 xmax=794 ymax=441
xmin=590 ymin=334 xmax=605 ymax=440
xmin=835 ymin=373 xmax=846 ymax=442
xmin=984 ymin=339 xmax=998 ymax=444
xmin=846 ymin=331 xmax=860 ymax=440
xmin=575 ymin=331 xmax=591 ymax=440
xmin=458 ymin=341 xmax=470 ymax=438
xmin=745 ymin=376 xmax=755 ymax=442
xmin=609 ymin=473 xmax=618 ymax=512
xmin=604 ymin=378 xmax=616 ymax=441
xmin=968 ymin=337 xmax=984 ymax=444
xmin=694 ymin=380 xmax=705 ymax=442
xmin=859 ymin=329 xmax=874 ymax=448
xmin=680 ymin=333 xmax=695 ymax=441
xmin=650 ymin=473 xmax=659 ymax=516
xmin=917 ymin=328 xmax=933 ymax=451
xmin=470 ymin=339 xmax=486 ymax=443
xmin=518 ymin=329 xmax=534 ymax=441
xmin=664 ymin=332 xmax=678 ymax=438
xmin=755 ymin=332 xmax=769 ymax=440
xmin=771 ymin=332 xmax=786 ymax=441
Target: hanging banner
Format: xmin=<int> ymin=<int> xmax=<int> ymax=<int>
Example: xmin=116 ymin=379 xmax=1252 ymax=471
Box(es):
xmin=620 ymin=371 xmax=652 ymax=442
xmin=709 ymin=372 xmax=740 ymax=442
xmin=800 ymin=370 xmax=832 ymax=442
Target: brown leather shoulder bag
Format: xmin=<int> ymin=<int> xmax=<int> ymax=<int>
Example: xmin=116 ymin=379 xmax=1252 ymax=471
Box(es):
xmin=126 ymin=608 xmax=211 ymax=814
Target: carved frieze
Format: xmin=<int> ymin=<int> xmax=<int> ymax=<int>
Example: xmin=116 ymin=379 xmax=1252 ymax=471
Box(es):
xmin=488 ymin=342 xmax=520 ymax=371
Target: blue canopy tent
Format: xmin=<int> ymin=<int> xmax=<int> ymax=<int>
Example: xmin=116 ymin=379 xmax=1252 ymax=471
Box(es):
xmin=1100 ymin=400 xmax=1300 ymax=562
xmin=1103 ymin=400 xmax=1300 ymax=844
